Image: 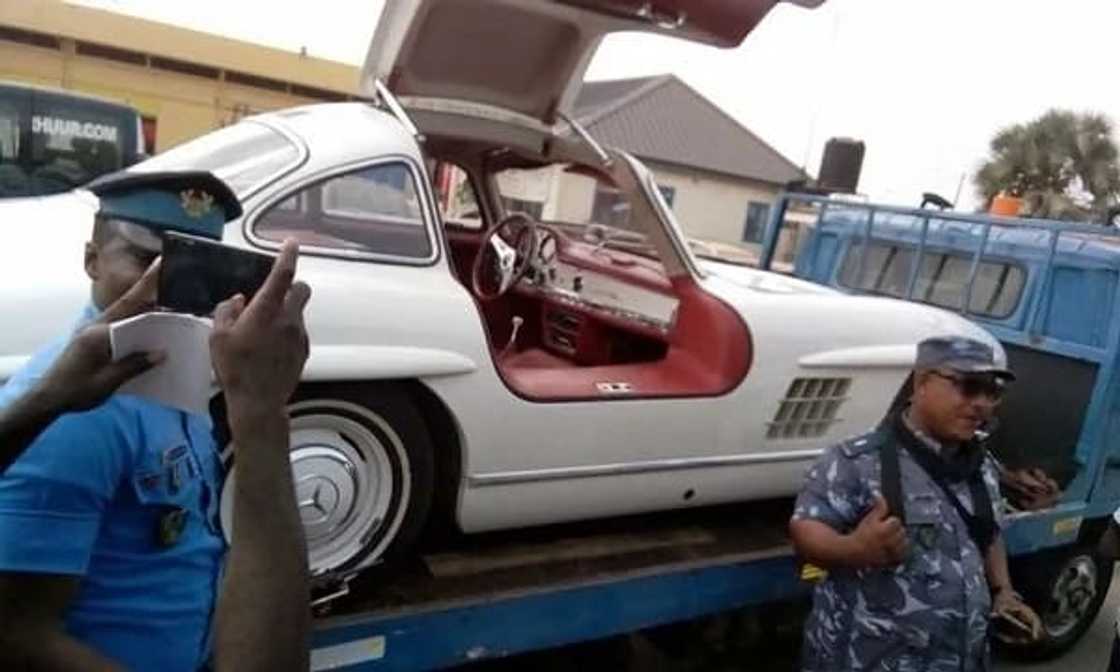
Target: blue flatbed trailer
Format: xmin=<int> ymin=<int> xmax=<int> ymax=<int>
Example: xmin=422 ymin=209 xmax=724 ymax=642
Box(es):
xmin=308 ymin=501 xmax=804 ymax=671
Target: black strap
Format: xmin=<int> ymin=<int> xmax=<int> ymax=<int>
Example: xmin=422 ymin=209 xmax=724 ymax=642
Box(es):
xmin=919 ymin=460 xmax=996 ymax=551
xmin=880 ymin=438 xmax=907 ymax=526
xmin=885 ymin=411 xmax=997 ymax=551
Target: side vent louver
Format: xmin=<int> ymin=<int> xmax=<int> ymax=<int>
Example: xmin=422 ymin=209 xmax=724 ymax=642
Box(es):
xmin=767 ymin=377 xmax=851 ymax=439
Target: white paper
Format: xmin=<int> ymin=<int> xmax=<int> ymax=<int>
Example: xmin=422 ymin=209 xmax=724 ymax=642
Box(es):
xmin=109 ymin=312 xmax=213 ymax=415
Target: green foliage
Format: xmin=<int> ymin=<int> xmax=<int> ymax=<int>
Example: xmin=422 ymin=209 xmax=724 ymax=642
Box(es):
xmin=974 ymin=110 xmax=1120 ymax=221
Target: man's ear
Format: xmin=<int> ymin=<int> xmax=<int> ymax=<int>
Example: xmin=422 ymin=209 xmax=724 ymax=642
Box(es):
xmin=84 ymin=241 xmax=99 ymax=281
xmin=911 ymin=369 xmax=932 ymax=398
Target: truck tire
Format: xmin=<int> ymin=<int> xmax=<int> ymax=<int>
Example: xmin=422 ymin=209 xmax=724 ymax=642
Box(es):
xmin=218 ymin=382 xmax=435 ymax=579
xmin=1011 ymin=543 xmax=1113 ymax=659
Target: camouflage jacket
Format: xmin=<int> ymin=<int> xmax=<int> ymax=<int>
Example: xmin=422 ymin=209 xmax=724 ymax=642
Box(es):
xmin=792 ymin=420 xmax=1004 ymax=672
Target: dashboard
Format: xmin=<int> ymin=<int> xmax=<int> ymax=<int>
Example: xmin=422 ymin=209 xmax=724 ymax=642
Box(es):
xmin=532 ymin=260 xmax=677 ymax=334
xmin=516 ymin=228 xmax=680 ymax=363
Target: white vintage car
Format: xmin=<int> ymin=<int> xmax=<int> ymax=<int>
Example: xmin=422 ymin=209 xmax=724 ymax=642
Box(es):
xmin=0 ymin=0 xmax=1000 ymax=586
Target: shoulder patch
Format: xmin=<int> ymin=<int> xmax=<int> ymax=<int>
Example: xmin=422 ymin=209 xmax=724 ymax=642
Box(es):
xmin=839 ymin=427 xmax=890 ymax=458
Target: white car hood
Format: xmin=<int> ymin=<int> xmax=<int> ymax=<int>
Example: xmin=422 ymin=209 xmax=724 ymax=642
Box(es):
xmin=702 ymin=263 xmax=1008 ymax=370
xmin=701 ymin=260 xmax=838 ymax=295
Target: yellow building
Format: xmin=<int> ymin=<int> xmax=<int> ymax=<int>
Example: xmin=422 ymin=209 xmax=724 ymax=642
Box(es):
xmin=0 ymin=0 xmax=362 ymax=152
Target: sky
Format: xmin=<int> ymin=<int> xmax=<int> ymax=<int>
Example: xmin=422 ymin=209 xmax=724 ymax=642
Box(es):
xmin=72 ymin=0 xmax=1120 ymax=210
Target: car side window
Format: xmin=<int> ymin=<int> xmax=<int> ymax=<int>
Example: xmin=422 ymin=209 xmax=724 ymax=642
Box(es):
xmin=254 ymin=162 xmax=432 ymax=260
xmin=432 ymin=162 xmax=482 ymax=229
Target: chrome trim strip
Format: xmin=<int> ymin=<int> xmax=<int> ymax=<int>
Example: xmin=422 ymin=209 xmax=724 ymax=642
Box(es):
xmin=559 ymin=112 xmax=612 ymax=166
xmin=374 ymin=79 xmax=423 ymax=141
xmin=468 ymin=449 xmax=824 ymax=487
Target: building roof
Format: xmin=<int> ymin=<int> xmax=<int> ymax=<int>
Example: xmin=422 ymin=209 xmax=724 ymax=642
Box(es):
xmin=575 ymin=75 xmax=807 ymax=186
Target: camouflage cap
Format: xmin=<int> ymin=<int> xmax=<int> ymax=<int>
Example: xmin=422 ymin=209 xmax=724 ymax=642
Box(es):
xmin=916 ymin=336 xmax=1015 ymax=380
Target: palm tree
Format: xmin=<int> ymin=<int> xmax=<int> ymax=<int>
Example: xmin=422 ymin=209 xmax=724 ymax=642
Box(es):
xmin=974 ymin=110 xmax=1120 ymax=222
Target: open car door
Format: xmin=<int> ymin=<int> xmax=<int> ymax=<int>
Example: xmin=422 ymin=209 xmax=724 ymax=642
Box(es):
xmin=362 ymin=0 xmax=826 ymax=130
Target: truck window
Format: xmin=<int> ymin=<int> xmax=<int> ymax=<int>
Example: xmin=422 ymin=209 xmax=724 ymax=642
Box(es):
xmin=1043 ymin=266 xmax=1117 ymax=348
xmin=0 ymin=101 xmax=26 ymax=197
xmin=28 ymin=102 xmax=126 ymax=195
xmin=839 ymin=241 xmax=1025 ymax=319
xmin=0 ymin=85 xmax=143 ymax=198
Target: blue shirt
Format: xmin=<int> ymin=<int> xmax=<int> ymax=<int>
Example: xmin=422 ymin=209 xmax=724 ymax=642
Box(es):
xmin=0 ymin=307 xmax=226 ymax=672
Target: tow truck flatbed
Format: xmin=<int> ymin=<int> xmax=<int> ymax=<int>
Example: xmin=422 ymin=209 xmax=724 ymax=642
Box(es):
xmin=310 ymin=500 xmax=804 ymax=671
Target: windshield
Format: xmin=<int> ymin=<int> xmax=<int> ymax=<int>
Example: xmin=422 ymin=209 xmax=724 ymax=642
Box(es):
xmin=494 ymin=163 xmax=660 ymax=261
xmin=132 ymin=121 xmax=300 ymax=198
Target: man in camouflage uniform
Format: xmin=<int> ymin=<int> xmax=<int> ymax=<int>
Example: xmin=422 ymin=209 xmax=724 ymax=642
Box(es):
xmin=1098 ymin=507 xmax=1120 ymax=671
xmin=790 ymin=336 xmax=1042 ymax=671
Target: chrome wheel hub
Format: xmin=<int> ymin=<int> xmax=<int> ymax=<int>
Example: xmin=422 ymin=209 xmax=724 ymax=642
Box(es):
xmin=221 ymin=400 xmax=411 ymax=578
xmin=1043 ymin=554 xmax=1098 ymax=639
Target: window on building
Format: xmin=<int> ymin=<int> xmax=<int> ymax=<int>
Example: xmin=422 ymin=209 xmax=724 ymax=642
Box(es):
xmin=254 ymin=161 xmax=432 ymax=260
xmin=141 ymin=116 xmax=157 ymax=155
xmin=838 ymin=242 xmax=1026 ymax=319
xmin=743 ymin=201 xmax=771 ymax=243
xmin=657 ymin=184 xmax=676 ymax=208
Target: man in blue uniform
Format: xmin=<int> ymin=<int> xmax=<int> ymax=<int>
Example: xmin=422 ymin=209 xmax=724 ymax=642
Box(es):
xmin=0 ymin=170 xmax=264 ymax=671
xmin=791 ymin=336 xmax=1042 ymax=671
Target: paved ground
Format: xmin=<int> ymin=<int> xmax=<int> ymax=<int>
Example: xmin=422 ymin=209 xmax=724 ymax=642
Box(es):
xmin=465 ymin=578 xmax=1119 ymax=671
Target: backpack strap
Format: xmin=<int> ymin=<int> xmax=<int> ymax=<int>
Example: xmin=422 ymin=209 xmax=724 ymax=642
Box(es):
xmin=879 ymin=436 xmax=907 ymax=526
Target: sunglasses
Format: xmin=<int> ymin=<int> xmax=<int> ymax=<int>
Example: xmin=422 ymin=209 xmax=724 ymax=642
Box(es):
xmin=930 ymin=371 xmax=1006 ymax=401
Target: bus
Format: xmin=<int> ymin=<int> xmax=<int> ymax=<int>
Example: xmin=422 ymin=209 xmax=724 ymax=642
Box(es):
xmin=0 ymin=82 xmax=145 ymax=198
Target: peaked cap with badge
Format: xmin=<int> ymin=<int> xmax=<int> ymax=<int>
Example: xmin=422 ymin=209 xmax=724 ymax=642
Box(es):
xmin=85 ymin=170 xmax=242 ymax=241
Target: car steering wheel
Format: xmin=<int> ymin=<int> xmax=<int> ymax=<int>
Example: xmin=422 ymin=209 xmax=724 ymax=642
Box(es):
xmin=471 ymin=212 xmax=539 ymax=301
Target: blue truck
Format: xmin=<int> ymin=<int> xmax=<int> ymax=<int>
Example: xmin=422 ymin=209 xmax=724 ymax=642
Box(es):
xmin=757 ymin=191 xmax=1120 ymax=656
xmin=308 ymin=501 xmax=807 ymax=670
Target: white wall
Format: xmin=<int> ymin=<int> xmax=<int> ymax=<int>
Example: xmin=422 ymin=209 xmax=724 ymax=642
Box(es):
xmin=548 ymin=168 xmax=597 ymax=223
xmin=499 ymin=160 xmax=802 ymax=265
xmin=646 ymin=161 xmax=781 ymax=247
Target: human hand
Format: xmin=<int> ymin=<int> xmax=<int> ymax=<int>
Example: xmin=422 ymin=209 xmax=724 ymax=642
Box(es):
xmin=850 ymin=496 xmax=908 ymax=568
xmin=1002 ymin=467 xmax=1061 ymax=511
xmin=210 ymin=240 xmax=310 ymax=426
xmin=992 ymin=589 xmax=1043 ymax=643
xmin=35 ymin=260 xmax=165 ymax=412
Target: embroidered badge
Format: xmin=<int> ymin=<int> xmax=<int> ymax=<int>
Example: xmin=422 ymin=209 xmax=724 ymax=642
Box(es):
xmin=158 ymin=507 xmax=188 ymax=548
xmin=138 ymin=473 xmax=161 ymax=492
xmin=180 ymin=189 xmax=215 ymax=219
xmin=162 ymin=444 xmax=188 ymax=466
